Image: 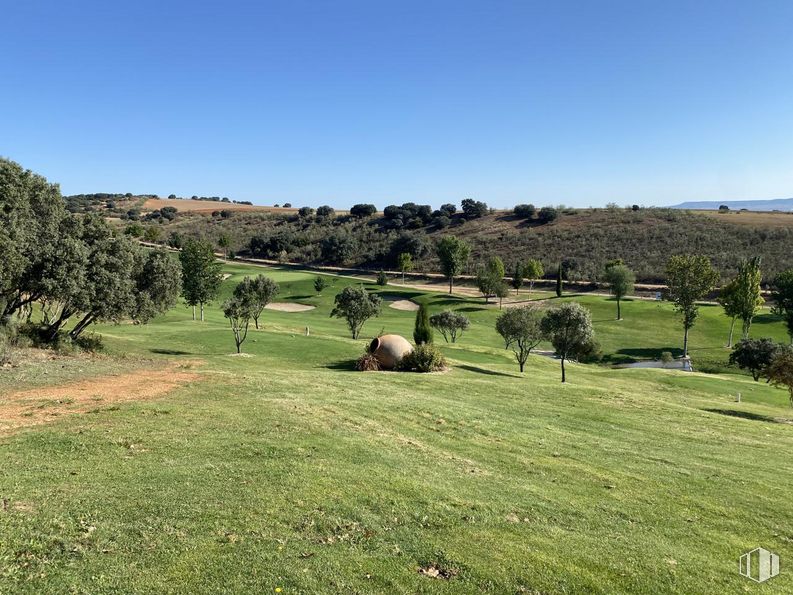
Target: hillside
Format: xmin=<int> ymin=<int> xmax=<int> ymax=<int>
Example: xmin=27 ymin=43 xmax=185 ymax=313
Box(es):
xmin=137 ymin=206 xmax=793 ymax=283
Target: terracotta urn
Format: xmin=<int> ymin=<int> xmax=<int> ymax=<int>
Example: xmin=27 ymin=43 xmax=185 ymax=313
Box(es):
xmin=369 ymin=334 xmax=413 ymax=369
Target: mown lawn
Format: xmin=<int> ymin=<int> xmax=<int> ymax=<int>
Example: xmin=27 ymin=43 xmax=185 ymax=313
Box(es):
xmin=1 ymin=262 xmax=792 ymax=593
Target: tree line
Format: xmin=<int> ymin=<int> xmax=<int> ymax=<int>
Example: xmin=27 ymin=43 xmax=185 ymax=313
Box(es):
xmin=0 ymin=158 xmax=181 ymax=344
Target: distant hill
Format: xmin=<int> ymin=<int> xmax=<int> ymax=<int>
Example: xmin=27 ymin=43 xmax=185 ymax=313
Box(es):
xmin=671 ymin=197 xmax=793 ymax=211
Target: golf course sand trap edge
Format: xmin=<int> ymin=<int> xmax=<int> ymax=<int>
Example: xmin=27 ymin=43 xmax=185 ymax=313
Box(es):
xmin=388 ymin=299 xmax=420 ymax=311
xmin=265 ymin=302 xmax=316 ymax=312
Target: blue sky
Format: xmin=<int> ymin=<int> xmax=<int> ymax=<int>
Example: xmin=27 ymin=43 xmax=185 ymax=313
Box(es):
xmin=3 ymin=1 xmax=793 ymax=208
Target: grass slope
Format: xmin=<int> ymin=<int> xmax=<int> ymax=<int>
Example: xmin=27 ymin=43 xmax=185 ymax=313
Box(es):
xmin=1 ymin=263 xmax=792 ymax=593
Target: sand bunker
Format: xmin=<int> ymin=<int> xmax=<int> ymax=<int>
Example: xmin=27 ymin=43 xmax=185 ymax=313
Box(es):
xmin=265 ymin=302 xmax=316 ymax=312
xmin=388 ymin=299 xmax=420 ymax=311
xmin=222 ymin=273 xmax=232 ymax=280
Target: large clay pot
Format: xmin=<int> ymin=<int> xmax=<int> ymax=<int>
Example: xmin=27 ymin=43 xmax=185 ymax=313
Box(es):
xmin=369 ymin=334 xmax=413 ymax=369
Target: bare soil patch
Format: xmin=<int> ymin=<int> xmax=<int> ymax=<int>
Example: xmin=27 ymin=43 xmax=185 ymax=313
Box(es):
xmin=0 ymin=363 xmax=200 ymax=435
xmin=265 ymin=302 xmax=315 ymax=312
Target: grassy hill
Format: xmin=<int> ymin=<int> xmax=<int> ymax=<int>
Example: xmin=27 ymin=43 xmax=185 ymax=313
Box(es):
xmin=1 ymin=263 xmax=792 ymax=593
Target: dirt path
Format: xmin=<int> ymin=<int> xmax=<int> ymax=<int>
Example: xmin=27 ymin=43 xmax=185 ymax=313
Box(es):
xmin=0 ymin=363 xmax=200 ymax=435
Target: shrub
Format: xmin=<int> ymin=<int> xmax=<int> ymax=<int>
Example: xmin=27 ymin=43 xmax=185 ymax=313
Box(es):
xmin=398 ymin=343 xmax=446 ymax=372
xmin=413 ymin=302 xmax=433 ymax=345
xmin=376 ymin=270 xmax=388 ymax=286
xmin=314 ymin=276 xmax=330 ymax=293
xmin=660 ymin=351 xmax=674 ymax=366
xmin=355 ymin=351 xmax=381 ymax=371
xmin=74 ymin=332 xmax=104 ymax=352
xmin=513 ymin=204 xmax=536 ymax=219
xmin=537 ymin=206 xmax=558 ymax=224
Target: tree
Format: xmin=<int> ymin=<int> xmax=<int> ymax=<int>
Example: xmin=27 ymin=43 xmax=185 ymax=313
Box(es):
xmin=397 ymin=252 xmax=413 ymax=283
xmin=413 ymin=302 xmax=433 ymax=345
xmin=513 ymin=204 xmax=536 ymax=219
xmin=541 ymin=302 xmax=595 ymax=382
xmin=495 ymin=306 xmax=545 ymax=372
xmin=537 ymin=206 xmax=558 ymax=224
xmin=475 ymin=256 xmax=505 ymax=303
xmin=555 ymin=263 xmax=563 ymax=297
xmin=461 ymin=198 xmax=489 ymax=219
xmin=718 ymin=280 xmax=741 ymax=348
xmin=436 ymin=236 xmax=470 ymax=294
xmin=665 ymin=254 xmax=720 ymax=357
xmin=129 ymin=249 xmax=182 ymax=324
xmin=511 ymin=262 xmax=523 ymax=294
xmin=143 ymin=226 xmax=161 ymax=243
xmin=316 ymin=205 xmax=335 ymax=220
xmin=330 ymin=286 xmax=381 ymax=339
xmin=603 ymin=264 xmax=635 ymax=320
xmin=524 ymin=259 xmax=544 ymax=296
xmin=0 ymin=157 xmax=65 ymax=323
xmin=350 ymin=203 xmax=377 ymax=218
xmin=729 ymin=338 xmax=779 ymax=381
xmin=223 ymin=297 xmax=254 ymax=354
xmin=733 ymin=257 xmax=763 ymax=340
xmin=314 ymin=276 xmax=329 ymax=294
xmin=429 ymin=310 xmax=469 ymax=343
xmin=234 ymin=275 xmax=279 ymax=329
xmin=495 ymin=282 xmax=510 ymax=309
xmin=768 ymin=346 xmax=793 ymax=406
xmin=771 ymin=269 xmax=793 ymax=344
xmin=218 ymin=233 xmax=231 ymax=259
xmin=179 ymin=239 xmax=223 ymax=321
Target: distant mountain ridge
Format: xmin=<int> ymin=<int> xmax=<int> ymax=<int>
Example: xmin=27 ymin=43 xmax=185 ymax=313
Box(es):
xmin=671 ymin=197 xmax=793 ymax=211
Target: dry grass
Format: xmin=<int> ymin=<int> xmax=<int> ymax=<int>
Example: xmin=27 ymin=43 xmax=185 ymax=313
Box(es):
xmin=142 ymin=198 xmax=289 ymax=213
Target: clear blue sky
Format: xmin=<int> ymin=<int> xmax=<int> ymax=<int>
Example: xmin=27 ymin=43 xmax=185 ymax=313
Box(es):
xmin=3 ymin=1 xmax=793 ymax=209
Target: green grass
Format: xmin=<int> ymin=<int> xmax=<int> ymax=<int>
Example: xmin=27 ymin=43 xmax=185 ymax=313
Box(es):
xmin=1 ymin=262 xmax=792 ymax=593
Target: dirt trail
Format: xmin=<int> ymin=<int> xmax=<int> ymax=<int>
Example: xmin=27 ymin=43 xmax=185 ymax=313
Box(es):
xmin=0 ymin=363 xmax=200 ymax=435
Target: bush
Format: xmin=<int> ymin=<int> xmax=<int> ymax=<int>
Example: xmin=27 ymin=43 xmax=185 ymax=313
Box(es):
xmin=537 ymin=206 xmax=558 ymax=224
xmin=397 ymin=343 xmax=446 ymax=372
xmin=355 ymin=351 xmax=381 ymax=371
xmin=376 ymin=270 xmax=388 ymax=286
xmin=314 ymin=276 xmax=330 ymax=293
xmin=74 ymin=332 xmax=104 ymax=352
xmin=660 ymin=351 xmax=674 ymax=366
xmin=514 ymin=204 xmax=536 ymax=219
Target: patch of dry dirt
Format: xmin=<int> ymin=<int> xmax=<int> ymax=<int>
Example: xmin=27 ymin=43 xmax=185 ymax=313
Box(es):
xmin=0 ymin=363 xmax=200 ymax=435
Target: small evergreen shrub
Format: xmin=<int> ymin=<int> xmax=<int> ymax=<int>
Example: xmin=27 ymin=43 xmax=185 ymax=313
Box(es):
xmin=376 ymin=270 xmax=388 ymax=286
xmin=398 ymin=343 xmax=446 ymax=372
xmin=413 ymin=302 xmax=433 ymax=345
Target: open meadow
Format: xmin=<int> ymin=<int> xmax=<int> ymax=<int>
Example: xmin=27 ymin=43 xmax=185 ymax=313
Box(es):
xmin=2 ymin=262 xmax=793 ymax=593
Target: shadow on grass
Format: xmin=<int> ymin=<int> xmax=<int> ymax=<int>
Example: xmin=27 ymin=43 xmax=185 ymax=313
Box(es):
xmin=753 ymin=313 xmax=784 ymax=325
xmin=703 ymin=408 xmax=793 ymax=425
xmin=457 ymin=306 xmax=488 ymax=313
xmin=457 ymin=364 xmax=521 ymax=378
xmin=150 ymin=349 xmax=193 ymax=355
xmin=325 ymin=359 xmax=359 ymax=371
